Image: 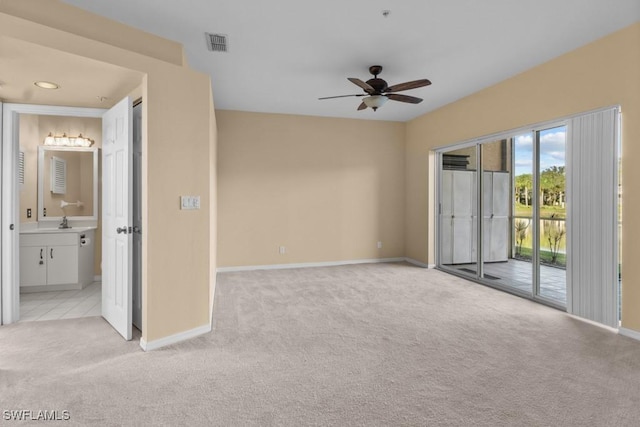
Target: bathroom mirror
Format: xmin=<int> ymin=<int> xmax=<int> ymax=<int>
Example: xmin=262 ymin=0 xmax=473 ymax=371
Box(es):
xmin=37 ymin=146 xmax=99 ymax=221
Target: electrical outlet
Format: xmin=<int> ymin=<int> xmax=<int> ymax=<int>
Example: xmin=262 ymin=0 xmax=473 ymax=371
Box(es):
xmin=27 ymin=208 xmax=32 ymax=218
xmin=279 ymin=246 xmax=286 ymax=255
xmin=377 ymin=241 xmax=383 ymax=249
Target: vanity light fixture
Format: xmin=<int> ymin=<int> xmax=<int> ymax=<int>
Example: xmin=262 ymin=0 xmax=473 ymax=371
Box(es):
xmin=34 ymin=81 xmax=60 ymax=89
xmin=43 ymin=132 xmax=94 ymax=147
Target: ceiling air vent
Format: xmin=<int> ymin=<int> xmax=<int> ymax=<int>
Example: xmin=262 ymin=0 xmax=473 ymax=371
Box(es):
xmin=206 ymin=33 xmax=228 ymax=52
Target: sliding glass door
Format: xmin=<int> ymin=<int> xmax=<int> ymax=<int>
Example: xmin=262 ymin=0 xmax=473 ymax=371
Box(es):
xmin=438 ymin=125 xmax=567 ymax=308
xmin=480 ymin=139 xmax=521 ymax=290
xmin=437 ymin=108 xmax=620 ymax=322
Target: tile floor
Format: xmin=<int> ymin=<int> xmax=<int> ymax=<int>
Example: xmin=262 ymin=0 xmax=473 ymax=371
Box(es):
xmin=19 ymin=282 xmax=101 ymax=322
xmin=446 ymin=259 xmax=567 ymax=304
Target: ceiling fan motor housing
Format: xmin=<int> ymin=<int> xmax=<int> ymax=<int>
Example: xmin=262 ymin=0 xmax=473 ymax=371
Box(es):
xmin=367 ymin=65 xmax=386 ymax=94
xmin=366 ymin=78 xmax=388 ymax=94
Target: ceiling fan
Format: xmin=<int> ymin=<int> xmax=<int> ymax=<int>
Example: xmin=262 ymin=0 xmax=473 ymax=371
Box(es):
xmin=319 ymin=65 xmax=431 ymax=111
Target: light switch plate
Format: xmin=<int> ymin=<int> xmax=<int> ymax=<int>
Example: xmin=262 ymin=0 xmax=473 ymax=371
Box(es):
xmin=180 ymin=195 xmax=200 ymax=210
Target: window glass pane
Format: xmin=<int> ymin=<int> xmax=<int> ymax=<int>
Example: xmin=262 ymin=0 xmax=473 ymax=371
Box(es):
xmin=537 ymin=126 xmax=567 ymax=304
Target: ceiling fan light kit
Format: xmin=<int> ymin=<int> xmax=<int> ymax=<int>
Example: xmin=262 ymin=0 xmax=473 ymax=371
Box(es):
xmin=363 ymin=95 xmax=388 ymax=111
xmin=319 ymin=65 xmax=431 ymax=112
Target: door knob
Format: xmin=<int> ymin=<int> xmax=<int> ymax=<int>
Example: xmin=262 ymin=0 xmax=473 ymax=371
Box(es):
xmin=116 ymin=226 xmax=128 ymax=234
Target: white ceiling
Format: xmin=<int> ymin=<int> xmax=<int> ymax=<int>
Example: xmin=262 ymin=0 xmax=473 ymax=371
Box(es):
xmin=61 ymin=0 xmax=640 ymax=122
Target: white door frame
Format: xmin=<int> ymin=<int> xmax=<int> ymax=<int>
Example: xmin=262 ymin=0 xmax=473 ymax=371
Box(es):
xmin=132 ymin=101 xmax=143 ymax=330
xmin=1 ymin=103 xmax=105 ymax=325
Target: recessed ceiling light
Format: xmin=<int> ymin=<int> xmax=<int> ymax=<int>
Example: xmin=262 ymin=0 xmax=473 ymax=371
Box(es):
xmin=34 ymin=81 xmax=60 ymax=90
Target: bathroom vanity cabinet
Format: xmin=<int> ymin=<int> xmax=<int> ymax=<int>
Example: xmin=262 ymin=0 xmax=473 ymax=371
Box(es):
xmin=20 ymin=228 xmax=95 ymax=291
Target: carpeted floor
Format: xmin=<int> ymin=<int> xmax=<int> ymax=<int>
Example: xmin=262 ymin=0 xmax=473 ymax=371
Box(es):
xmin=1 ymin=262 xmax=640 ymax=426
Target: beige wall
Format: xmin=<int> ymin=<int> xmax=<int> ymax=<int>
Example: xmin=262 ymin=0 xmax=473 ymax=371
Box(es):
xmin=0 ymin=0 xmax=184 ymax=66
xmin=144 ymin=69 xmax=213 ymax=339
xmin=0 ymin=1 xmax=217 ymax=343
xmin=405 ymin=23 xmax=640 ymax=330
xmin=217 ymin=111 xmax=405 ymax=267
xmin=18 ymin=114 xmax=39 ymax=224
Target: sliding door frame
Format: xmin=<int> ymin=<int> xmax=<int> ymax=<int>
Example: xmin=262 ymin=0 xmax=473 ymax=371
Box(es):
xmin=531 ymin=120 xmax=567 ymax=308
xmin=436 ymin=132 xmax=539 ymax=304
xmin=435 ymin=107 xmax=620 ymax=314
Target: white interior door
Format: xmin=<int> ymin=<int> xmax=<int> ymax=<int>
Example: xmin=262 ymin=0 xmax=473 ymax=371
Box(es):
xmin=102 ymin=97 xmax=133 ymax=340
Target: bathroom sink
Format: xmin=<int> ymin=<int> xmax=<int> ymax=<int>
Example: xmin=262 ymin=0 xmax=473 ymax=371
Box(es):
xmin=20 ymin=226 xmax=97 ymax=234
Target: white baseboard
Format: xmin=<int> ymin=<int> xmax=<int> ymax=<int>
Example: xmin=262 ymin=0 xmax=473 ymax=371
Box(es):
xmin=619 ymin=327 xmax=640 ymax=342
xmin=140 ymin=323 xmax=211 ymax=351
xmin=566 ymin=313 xmax=619 ymax=333
xmin=217 ymin=257 xmax=406 ymax=273
xmin=404 ymin=258 xmax=432 ymax=268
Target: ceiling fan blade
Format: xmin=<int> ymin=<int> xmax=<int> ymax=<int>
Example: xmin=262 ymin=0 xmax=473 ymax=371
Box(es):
xmin=348 ymin=77 xmax=375 ymax=93
xmin=318 ymin=94 xmax=366 ymax=100
xmin=385 ymin=79 xmax=432 ymax=93
xmin=387 ymin=93 xmax=423 ymax=104
xmin=357 ymin=102 xmax=367 ymax=111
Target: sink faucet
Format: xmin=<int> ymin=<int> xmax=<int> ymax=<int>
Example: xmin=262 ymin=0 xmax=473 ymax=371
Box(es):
xmin=59 ymin=216 xmax=69 ymax=229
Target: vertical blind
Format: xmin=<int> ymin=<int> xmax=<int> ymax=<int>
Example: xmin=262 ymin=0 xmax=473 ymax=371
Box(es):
xmin=567 ymin=107 xmax=619 ymax=327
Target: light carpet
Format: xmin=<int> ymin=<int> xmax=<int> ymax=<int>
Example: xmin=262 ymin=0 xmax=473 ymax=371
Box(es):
xmin=1 ymin=262 xmax=640 ymax=426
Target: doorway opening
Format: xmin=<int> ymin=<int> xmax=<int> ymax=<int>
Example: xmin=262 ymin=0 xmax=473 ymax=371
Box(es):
xmin=18 ymin=113 xmax=102 ymax=321
xmin=1 ymin=101 xmax=142 ymax=335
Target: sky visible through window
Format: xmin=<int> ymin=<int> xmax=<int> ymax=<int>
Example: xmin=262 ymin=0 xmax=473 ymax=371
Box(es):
xmin=514 ymin=126 xmax=566 ymax=176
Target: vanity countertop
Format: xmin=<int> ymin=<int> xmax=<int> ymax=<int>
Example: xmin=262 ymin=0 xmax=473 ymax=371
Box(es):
xmin=20 ymin=226 xmax=97 ymax=235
